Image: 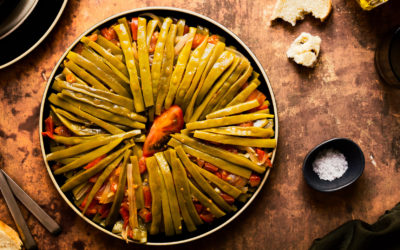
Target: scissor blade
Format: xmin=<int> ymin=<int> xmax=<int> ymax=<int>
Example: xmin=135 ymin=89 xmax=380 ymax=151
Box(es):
xmin=1 ymin=170 xmax=61 ymax=235
xmin=0 ymin=171 xmax=37 ymax=250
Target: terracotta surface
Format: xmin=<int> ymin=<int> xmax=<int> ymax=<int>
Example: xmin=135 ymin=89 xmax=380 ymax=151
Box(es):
xmin=1 ymin=0 xmax=400 ymax=249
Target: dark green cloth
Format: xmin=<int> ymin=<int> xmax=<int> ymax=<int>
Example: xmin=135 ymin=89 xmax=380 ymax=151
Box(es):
xmin=310 ymin=203 xmax=400 ymax=250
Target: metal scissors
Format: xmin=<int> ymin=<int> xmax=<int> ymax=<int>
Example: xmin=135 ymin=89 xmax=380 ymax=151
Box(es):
xmin=0 ymin=169 xmax=61 ymax=250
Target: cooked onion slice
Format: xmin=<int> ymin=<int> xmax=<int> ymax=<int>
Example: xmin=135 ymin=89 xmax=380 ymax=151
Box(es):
xmin=174 ymin=34 xmax=190 ymax=55
xmin=127 ymin=163 xmax=138 ymax=229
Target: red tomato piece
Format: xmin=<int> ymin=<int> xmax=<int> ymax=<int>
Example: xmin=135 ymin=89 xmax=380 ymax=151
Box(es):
xmin=98 ymin=204 xmax=110 ymax=218
xmin=79 ymin=195 xmax=88 ymax=209
xmin=183 ymin=25 xmax=190 ymax=35
xmin=130 ymin=17 xmax=138 ymax=40
xmin=203 ymin=162 xmax=218 ymax=173
xmin=232 ymin=176 xmax=247 ymax=188
xmin=194 ymin=203 xmax=203 ymax=214
xmin=199 ymin=212 xmax=215 ymax=223
xmin=256 ymin=148 xmax=266 ymax=162
xmin=220 ymin=193 xmax=235 ymax=204
xmin=192 ymin=34 xmax=206 ymax=49
xmin=246 ymin=89 xmax=266 ymax=106
xmin=148 ymin=32 xmax=159 ymax=53
xmin=120 ymin=199 xmax=129 ymax=211
xmin=101 ymin=27 xmax=117 ymax=41
xmin=84 ymin=154 xmax=106 ymax=170
xmin=196 ymin=158 xmax=205 ymax=168
xmin=143 ymin=185 xmax=152 ymax=209
xmin=208 ymin=35 xmax=219 ymax=44
xmin=79 ymin=194 xmax=98 ymax=215
xmin=143 ymin=105 xmax=184 ymax=156
xmin=127 ymin=227 xmax=133 ymax=239
xmin=257 ymin=103 xmax=269 ymax=110
xmin=88 ymin=33 xmax=98 ymax=41
xmin=249 ymin=174 xmax=261 ymax=187
xmin=265 ymin=157 xmax=272 ymax=167
xmin=41 ymin=116 xmax=55 ymax=139
xmin=73 ymin=43 xmax=84 ymax=54
xmin=119 ymin=205 xmax=129 ymax=228
xmin=138 ymin=208 xmax=152 ymax=223
xmin=66 ymin=74 xmax=77 ymax=83
xmin=220 ymin=170 xmax=229 ymax=182
xmin=138 ymin=156 xmax=147 ymax=174
xmin=54 ymin=126 xmax=72 ymax=137
xmin=239 ymin=121 xmax=254 ymax=127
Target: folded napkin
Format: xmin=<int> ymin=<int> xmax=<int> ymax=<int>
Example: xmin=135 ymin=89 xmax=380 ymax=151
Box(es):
xmin=310 ymin=202 xmax=400 ymax=250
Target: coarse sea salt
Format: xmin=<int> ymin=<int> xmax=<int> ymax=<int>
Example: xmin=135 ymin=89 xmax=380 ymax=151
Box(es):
xmin=312 ymin=148 xmax=348 ymax=181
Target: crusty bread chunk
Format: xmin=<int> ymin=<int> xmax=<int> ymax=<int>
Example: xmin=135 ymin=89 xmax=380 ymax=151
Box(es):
xmin=287 ymin=32 xmax=321 ymax=67
xmin=0 ymin=220 xmax=22 ymax=250
xmin=271 ymin=0 xmax=332 ymax=26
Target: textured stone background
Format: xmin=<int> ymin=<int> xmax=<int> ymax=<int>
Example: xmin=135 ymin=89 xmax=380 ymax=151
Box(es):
xmin=0 ymin=0 xmax=400 ymax=249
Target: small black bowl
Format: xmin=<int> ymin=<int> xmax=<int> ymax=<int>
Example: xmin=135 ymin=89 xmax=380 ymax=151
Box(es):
xmin=303 ymin=138 xmax=365 ymax=192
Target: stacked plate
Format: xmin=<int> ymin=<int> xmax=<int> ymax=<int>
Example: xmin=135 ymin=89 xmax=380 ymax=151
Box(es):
xmin=0 ymin=0 xmax=39 ymax=40
xmin=0 ymin=0 xmax=68 ymax=69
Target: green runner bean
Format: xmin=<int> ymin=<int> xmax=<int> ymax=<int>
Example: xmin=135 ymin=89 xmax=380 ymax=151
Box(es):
xmin=81 ymin=36 xmax=128 ymax=77
xmin=47 ymin=130 xmax=139 ymax=161
xmin=113 ymin=23 xmax=145 ymax=112
xmin=60 ymin=143 xmax=133 ymax=191
xmin=155 ymin=24 xmax=177 ymax=115
xmin=61 ymin=89 xmax=146 ymax=122
xmin=64 ymin=60 xmax=108 ymax=91
xmin=202 ymin=126 xmax=274 ymax=138
xmin=168 ymin=138 xmax=251 ymax=178
xmin=194 ymin=131 xmax=277 ymax=148
xmin=174 ymin=35 xmax=209 ymax=107
xmin=175 ymin=146 xmax=235 ymax=212
xmin=171 ymin=133 xmax=265 ymax=173
xmin=82 ymin=153 xmax=124 ymax=214
xmin=54 ymin=138 xmax=123 ymax=174
xmin=186 ymin=113 xmax=274 ymax=130
xmin=53 ymin=81 xmax=134 ymax=111
xmin=146 ymin=156 xmax=162 ymax=235
xmin=227 ymin=80 xmax=260 ymax=107
xmin=130 ymin=156 xmax=144 ymax=209
xmin=188 ymin=181 xmax=225 ymax=218
xmin=169 ymin=149 xmax=202 ymax=229
xmin=155 ymin=152 xmax=182 ymax=234
xmin=182 ymin=43 xmax=215 ymax=113
xmin=137 ymin=17 xmax=154 ymax=107
xmin=164 ymin=27 xmax=196 ymax=109
xmin=206 ymin=99 xmax=259 ymax=119
xmin=67 ymin=51 xmax=130 ymax=97
xmin=105 ymin=149 xmax=131 ymax=226
xmin=151 ymin=18 xmax=172 ymax=101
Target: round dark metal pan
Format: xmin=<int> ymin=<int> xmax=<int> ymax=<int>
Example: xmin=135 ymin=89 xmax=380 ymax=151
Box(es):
xmin=0 ymin=0 xmax=68 ymax=69
xmin=39 ymin=6 xmax=279 ymax=246
xmin=0 ymin=0 xmax=38 ymax=40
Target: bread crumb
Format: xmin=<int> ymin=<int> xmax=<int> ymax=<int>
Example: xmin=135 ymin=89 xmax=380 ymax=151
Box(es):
xmin=286 ymin=32 xmax=321 ymax=68
xmin=0 ymin=220 xmax=22 ymax=250
xmin=271 ymin=0 xmax=332 ymax=26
